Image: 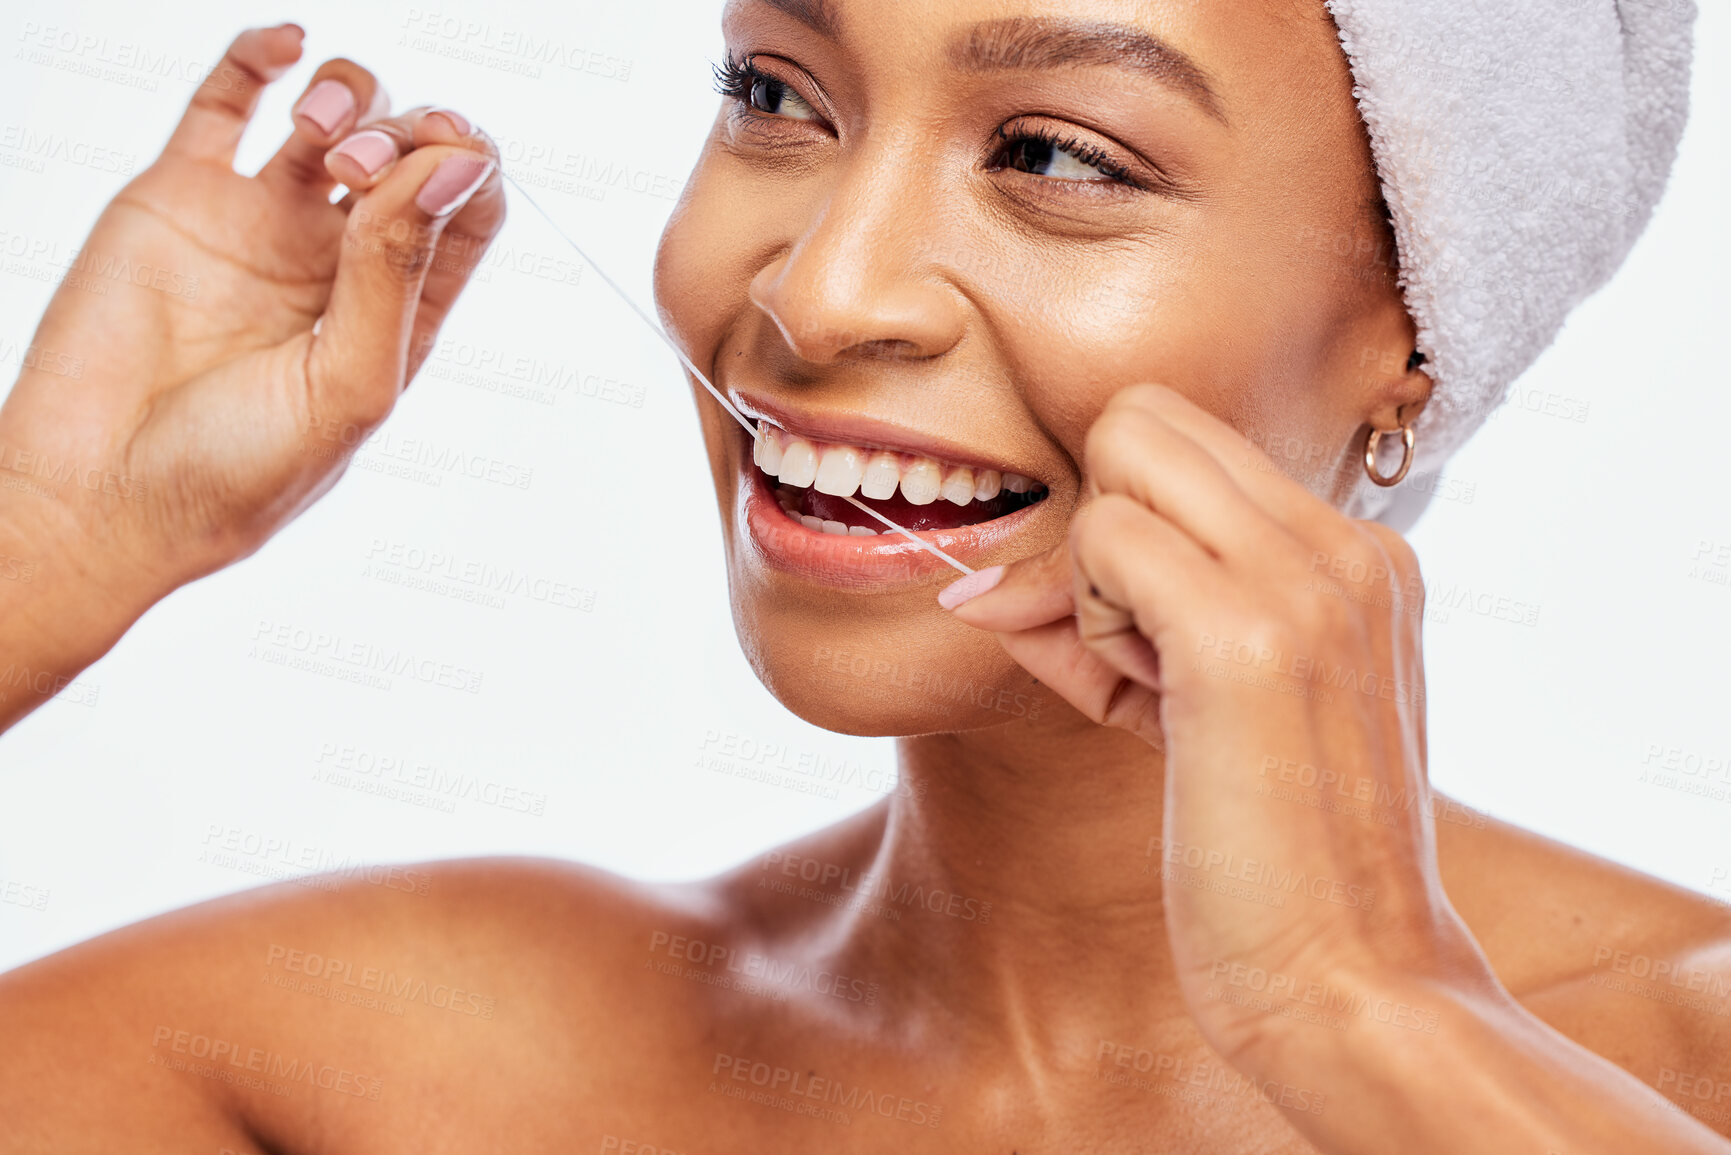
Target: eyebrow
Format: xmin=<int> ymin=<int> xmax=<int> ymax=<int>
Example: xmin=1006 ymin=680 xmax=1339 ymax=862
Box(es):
xmin=754 ymin=0 xmax=843 ymax=39
xmin=948 ymin=17 xmax=1225 ymax=122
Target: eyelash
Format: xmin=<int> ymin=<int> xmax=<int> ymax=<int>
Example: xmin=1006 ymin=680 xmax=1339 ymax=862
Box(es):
xmin=712 ymin=52 xmax=757 ymax=100
xmin=713 ymin=52 xmax=795 ymax=109
xmin=713 ymin=53 xmax=1142 ymax=190
xmin=992 ymin=123 xmax=1139 ymax=188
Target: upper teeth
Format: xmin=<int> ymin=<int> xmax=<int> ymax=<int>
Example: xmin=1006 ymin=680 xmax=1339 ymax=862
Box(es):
xmin=753 ymin=424 xmax=1039 ymax=506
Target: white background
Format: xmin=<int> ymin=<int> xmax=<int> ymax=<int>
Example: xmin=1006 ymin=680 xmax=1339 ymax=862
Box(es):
xmin=1 ymin=0 xmax=1726 ymax=972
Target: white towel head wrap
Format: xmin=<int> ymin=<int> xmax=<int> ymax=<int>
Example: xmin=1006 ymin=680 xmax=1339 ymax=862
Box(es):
xmin=1323 ymin=0 xmax=1697 ymax=522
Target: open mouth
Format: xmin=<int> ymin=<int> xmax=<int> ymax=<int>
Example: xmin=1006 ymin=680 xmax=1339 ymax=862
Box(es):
xmin=750 ymin=423 xmax=1049 ymax=536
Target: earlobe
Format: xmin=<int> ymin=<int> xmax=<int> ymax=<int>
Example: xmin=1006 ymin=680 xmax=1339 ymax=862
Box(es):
xmin=1361 ymin=353 xmax=1432 ymax=487
xmin=1363 ymin=347 xmax=1433 ymax=437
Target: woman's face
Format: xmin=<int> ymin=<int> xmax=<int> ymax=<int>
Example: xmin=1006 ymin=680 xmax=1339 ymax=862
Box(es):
xmin=654 ymin=0 xmax=1419 ymax=736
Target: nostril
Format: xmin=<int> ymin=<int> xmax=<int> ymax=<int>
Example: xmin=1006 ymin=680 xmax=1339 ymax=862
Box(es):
xmin=841 ymin=338 xmax=926 ymax=361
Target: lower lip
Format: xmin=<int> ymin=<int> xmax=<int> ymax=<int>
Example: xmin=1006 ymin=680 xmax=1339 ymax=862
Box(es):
xmin=735 ymin=431 xmax=1046 ymax=589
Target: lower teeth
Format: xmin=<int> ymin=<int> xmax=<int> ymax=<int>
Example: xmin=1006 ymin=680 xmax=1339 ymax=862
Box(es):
xmin=782 ymin=490 xmax=876 ymax=536
xmin=773 ymin=477 xmax=1048 ymax=536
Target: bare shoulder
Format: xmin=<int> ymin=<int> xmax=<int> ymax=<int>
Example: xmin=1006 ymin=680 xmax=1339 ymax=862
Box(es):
xmin=0 ymin=856 xmax=731 ymax=1149
xmin=1437 ymin=804 xmax=1731 ymax=1132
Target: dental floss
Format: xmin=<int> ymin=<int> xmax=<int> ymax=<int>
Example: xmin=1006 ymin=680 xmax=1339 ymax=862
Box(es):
xmin=498 ymin=170 xmax=975 ymax=578
xmin=834 ymin=495 xmax=974 ymax=575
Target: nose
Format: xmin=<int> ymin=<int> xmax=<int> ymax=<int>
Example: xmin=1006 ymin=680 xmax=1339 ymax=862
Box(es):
xmin=747 ymin=157 xmax=970 ymax=365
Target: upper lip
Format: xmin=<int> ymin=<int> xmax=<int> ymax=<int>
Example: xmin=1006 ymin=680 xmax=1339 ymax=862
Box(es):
xmin=729 ymin=389 xmax=1046 ymax=483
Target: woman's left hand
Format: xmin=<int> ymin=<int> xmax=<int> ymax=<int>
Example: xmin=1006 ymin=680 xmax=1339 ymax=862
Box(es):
xmin=943 ymin=383 xmax=1497 ymax=1076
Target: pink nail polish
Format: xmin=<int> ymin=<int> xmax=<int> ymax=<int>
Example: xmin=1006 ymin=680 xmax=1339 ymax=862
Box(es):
xmin=938 ymin=565 xmax=1006 ymax=611
xmin=426 ymin=108 xmax=472 ymax=136
xmin=415 ymin=154 xmax=494 ymax=217
xmin=329 ymin=129 xmax=398 ymax=178
xmin=293 ymin=79 xmax=355 ymax=135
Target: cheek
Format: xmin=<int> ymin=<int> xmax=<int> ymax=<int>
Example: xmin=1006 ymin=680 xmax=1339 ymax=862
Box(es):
xmin=991 ymin=252 xmax=1242 ymax=459
xmin=652 ymin=145 xmax=778 ymax=363
xmin=652 ymin=178 xmax=725 ymax=360
xmin=990 ymin=241 xmax=1357 ymax=493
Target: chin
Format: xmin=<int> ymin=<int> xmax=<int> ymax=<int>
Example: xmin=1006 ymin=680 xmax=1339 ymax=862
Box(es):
xmin=723 ymin=564 xmax=1048 ymax=738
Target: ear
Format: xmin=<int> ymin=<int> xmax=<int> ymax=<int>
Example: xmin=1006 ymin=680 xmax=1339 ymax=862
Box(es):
xmin=1351 ymin=292 xmax=1434 ymax=432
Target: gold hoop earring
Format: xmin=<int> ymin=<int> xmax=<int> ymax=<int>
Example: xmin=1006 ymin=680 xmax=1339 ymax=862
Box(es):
xmin=1364 ymin=421 xmax=1416 ymax=488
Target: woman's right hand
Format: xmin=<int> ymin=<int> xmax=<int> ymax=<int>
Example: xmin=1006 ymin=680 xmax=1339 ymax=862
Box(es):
xmin=0 ymin=24 xmax=504 ymax=724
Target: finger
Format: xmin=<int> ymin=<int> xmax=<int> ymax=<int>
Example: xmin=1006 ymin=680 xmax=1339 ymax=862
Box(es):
xmin=1358 ymin=522 xmax=1429 ymax=682
xmin=323 ymin=114 xmax=506 ymax=378
xmin=941 ymin=538 xmax=1075 ymax=631
xmin=1074 ymin=568 xmax=1164 ymax=692
xmin=1129 ymin=386 xmax=1431 ymax=629
xmin=321 ymin=116 xmax=420 ymax=193
xmin=1110 ymin=384 xmax=1340 ymax=533
xmin=404 ymin=120 xmax=506 ymax=377
xmin=1070 ymin=494 xmax=1218 ymax=682
xmin=938 ymin=506 xmax=1164 ymax=726
xmin=993 ymin=617 xmax=1165 ymax=745
xmin=318 ymin=107 xmax=467 ymax=196
xmin=305 ymin=145 xmax=497 ymax=432
xmin=1087 ymin=387 xmax=1288 ymax=562
xmin=164 ymin=24 xmax=305 ymax=165
xmin=259 ymin=59 xmax=391 ymax=191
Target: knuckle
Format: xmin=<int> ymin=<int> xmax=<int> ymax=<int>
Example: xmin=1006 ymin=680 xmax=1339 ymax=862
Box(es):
xmin=194 ymin=58 xmax=260 ymax=106
xmin=354 ymin=120 xmax=414 ymax=151
xmin=1067 ymin=506 xmax=1103 ymax=567
xmin=303 ymin=387 xmax=392 ymax=448
xmin=468 ymin=130 xmax=502 ymax=164
xmin=1293 ymin=589 xmax=1355 ymax=642
xmin=1084 ymin=406 xmax=1149 ymax=474
xmin=1364 ymin=522 xmax=1421 ymax=578
xmin=320 ymin=57 xmax=374 ymax=85
xmin=346 ymin=389 xmax=398 ymax=432
xmin=378 ymin=238 xmax=433 ymax=279
xmin=307 ymin=370 xmax=398 ymax=435
xmin=346 ymin=212 xmax=434 ymax=279
xmin=1196 ymin=604 xmax=1291 ymax=664
xmin=1076 ymin=493 xmax=1142 ymax=547
xmin=1115 ymin=382 xmax=1172 ymax=414
xmin=1324 ymin=523 xmax=1384 ymax=576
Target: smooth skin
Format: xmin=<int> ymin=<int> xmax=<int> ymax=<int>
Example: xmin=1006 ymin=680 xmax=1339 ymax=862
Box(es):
xmin=2 ymin=6 xmax=1730 ymax=1154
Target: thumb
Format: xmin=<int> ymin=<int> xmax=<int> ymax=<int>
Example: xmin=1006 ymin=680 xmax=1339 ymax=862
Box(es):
xmin=305 ymin=145 xmax=494 ymax=430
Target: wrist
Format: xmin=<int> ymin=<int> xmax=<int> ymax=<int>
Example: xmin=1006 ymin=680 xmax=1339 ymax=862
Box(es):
xmin=1228 ymin=975 xmax=1519 ymax=1155
xmin=1225 ymin=962 xmax=1480 ymax=1085
xmin=1251 ymin=973 xmax=1726 ymax=1155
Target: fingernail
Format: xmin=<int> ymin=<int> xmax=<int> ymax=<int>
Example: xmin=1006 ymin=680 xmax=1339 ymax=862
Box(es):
xmin=425 ymin=108 xmax=472 ymax=136
xmin=416 ymin=154 xmax=495 ymax=217
xmin=294 ymin=79 xmax=355 ymax=135
xmin=329 ymin=129 xmax=398 ymax=178
xmin=938 ymin=565 xmax=1006 ymax=611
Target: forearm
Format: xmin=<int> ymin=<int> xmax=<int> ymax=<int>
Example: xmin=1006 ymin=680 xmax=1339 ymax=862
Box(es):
xmin=1269 ymin=979 xmax=1730 ymax=1155
xmin=0 ymin=495 xmax=153 ymax=732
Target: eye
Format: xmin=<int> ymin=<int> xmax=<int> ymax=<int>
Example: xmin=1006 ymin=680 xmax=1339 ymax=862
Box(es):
xmin=714 ymin=53 xmax=821 ymax=122
xmin=749 ymin=76 xmax=818 ymax=121
xmin=991 ymin=125 xmax=1136 ymax=186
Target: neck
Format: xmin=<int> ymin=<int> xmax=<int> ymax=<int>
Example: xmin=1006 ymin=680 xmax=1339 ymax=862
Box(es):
xmin=837 ymin=707 xmax=1197 ymax=1057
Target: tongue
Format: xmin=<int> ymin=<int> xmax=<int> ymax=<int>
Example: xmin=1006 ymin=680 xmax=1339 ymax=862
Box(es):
xmin=805 ymin=488 xmax=1009 ymax=532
